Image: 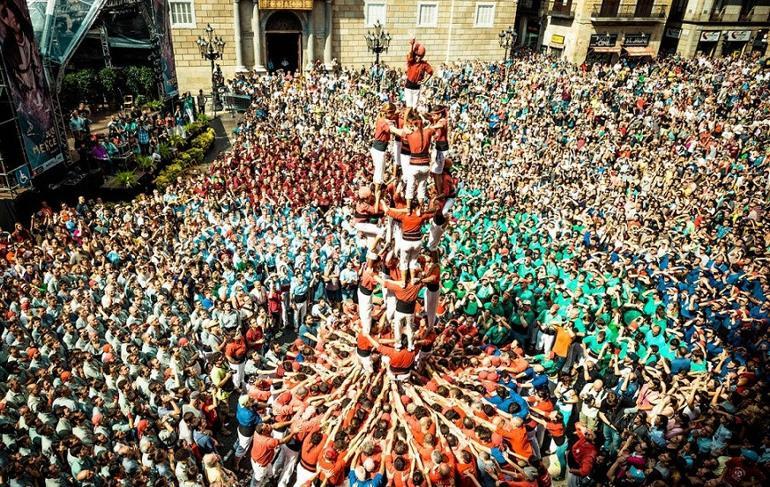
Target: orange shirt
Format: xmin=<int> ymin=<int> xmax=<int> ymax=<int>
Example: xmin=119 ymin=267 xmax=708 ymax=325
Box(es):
xmin=386 ymin=209 xmax=433 ymax=238
xmin=406 ymin=55 xmax=434 ymax=84
xmin=377 ymin=345 xmax=416 ymax=374
xmin=225 ymin=338 xmax=247 ymax=362
xmin=551 ymin=325 xmax=573 ymax=358
xmin=404 ymin=127 xmax=436 ymax=164
xmin=385 ymin=454 xmax=412 ymax=487
xmin=317 ymin=451 xmax=348 ymax=485
xmin=374 ymin=117 xmax=393 ymax=143
xmin=498 ymin=424 xmax=533 ymax=459
xmin=251 ymin=434 xmax=279 ymax=465
xmin=384 ymin=280 xmax=422 ymax=304
xmin=299 ymin=433 xmax=327 ymax=472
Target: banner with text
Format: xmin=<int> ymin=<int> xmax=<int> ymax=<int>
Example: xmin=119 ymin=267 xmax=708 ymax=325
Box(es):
xmin=154 ymin=0 xmax=178 ymax=98
xmin=0 ymin=0 xmax=64 ymax=175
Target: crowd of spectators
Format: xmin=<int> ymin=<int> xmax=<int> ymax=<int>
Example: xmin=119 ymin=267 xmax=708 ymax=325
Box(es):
xmin=67 ymin=92 xmax=202 ymax=173
xmin=1 ymin=49 xmax=768 ymax=487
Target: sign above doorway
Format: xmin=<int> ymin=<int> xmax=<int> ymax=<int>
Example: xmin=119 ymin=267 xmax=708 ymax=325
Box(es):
xmin=260 ymin=0 xmax=314 ymax=10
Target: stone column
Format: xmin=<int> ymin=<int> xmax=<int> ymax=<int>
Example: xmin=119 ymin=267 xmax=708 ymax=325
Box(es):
xmin=252 ymin=0 xmax=264 ymax=71
xmin=233 ymin=0 xmax=245 ymax=71
xmin=305 ymin=16 xmax=315 ymax=68
xmin=324 ymin=0 xmax=333 ymax=66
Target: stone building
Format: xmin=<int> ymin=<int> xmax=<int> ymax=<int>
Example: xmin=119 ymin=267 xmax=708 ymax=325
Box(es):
xmin=168 ymin=0 xmax=518 ymax=91
xmin=538 ymin=1 xmax=674 ymax=64
xmin=661 ymin=0 xmax=770 ymax=57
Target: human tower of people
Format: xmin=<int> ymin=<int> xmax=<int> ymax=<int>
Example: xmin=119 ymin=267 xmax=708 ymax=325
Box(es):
xmin=1 ymin=38 xmax=769 ymax=487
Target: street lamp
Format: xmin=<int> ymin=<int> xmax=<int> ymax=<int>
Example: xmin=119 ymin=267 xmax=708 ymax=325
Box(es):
xmin=196 ymin=23 xmax=226 ymax=114
xmin=365 ymin=20 xmax=391 ymax=66
xmin=498 ymin=26 xmax=518 ymax=61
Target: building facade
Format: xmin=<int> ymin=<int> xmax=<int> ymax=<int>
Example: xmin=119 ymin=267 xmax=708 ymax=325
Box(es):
xmin=168 ymin=0 xmax=518 ymax=92
xmin=538 ymin=1 xmax=674 ymax=63
xmin=662 ymin=0 xmax=770 ymax=58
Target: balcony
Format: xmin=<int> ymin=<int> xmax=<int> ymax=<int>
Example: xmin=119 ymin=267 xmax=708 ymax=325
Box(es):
xmin=590 ymin=4 xmax=668 ymax=24
xmin=549 ymin=2 xmax=576 ymax=19
xmin=710 ymin=8 xmax=725 ymax=22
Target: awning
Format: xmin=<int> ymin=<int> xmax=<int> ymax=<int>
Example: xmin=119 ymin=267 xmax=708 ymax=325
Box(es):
xmin=623 ymin=46 xmax=656 ymax=57
xmin=589 ymin=46 xmax=621 ymax=53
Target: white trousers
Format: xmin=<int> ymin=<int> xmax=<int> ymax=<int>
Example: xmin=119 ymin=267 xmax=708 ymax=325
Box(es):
xmin=357 ymin=288 xmax=373 ymax=334
xmin=370 ymin=147 xmax=387 ymax=184
xmin=425 ymin=289 xmax=439 ymax=328
xmin=292 ymin=463 xmax=315 ymax=487
xmin=230 ymin=361 xmax=245 ymax=390
xmin=292 ymin=300 xmax=307 ymax=331
xmin=405 ymin=163 xmax=430 ymax=202
xmin=404 ymin=87 xmax=420 ymax=108
xmin=431 ymin=149 xmax=447 ymax=174
xmin=383 ymin=286 xmax=396 ymax=322
xmin=397 ymin=237 xmax=423 ymax=271
xmin=251 ymin=460 xmax=272 ymax=487
xmin=392 ymin=141 xmax=402 ymax=174
xmin=393 ymin=310 xmax=415 ymax=351
xmin=358 ymin=352 xmax=374 ymax=374
xmin=427 ymin=220 xmax=445 ymax=252
xmin=400 ymin=154 xmax=411 ymax=181
xmin=442 ymin=197 xmax=455 ymax=217
xmin=276 ymin=445 xmax=300 ymax=487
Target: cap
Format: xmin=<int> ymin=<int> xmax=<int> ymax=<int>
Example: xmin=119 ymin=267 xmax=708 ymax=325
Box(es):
xmin=325 ymin=448 xmax=338 ymax=460
xmin=178 ymin=337 xmax=189 ymax=347
xmin=363 ymin=457 xmax=376 ymax=472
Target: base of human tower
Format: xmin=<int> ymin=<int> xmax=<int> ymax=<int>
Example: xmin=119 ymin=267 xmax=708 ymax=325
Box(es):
xmin=271 ymin=300 xmax=543 ymax=485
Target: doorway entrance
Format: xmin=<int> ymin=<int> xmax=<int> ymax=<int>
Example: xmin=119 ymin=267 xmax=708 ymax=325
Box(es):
xmin=264 ymin=11 xmax=303 ymax=73
xmin=266 ymin=33 xmax=301 ymax=73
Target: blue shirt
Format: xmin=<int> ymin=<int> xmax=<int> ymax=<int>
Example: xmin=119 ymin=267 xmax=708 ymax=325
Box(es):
xmin=348 ymin=471 xmax=384 ymax=487
xmin=236 ymin=404 xmax=262 ymax=428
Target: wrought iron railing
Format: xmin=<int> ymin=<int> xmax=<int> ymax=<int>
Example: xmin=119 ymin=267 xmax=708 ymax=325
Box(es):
xmin=550 ymin=1 xmax=576 ymax=18
xmin=591 ymin=4 xmax=667 ymax=19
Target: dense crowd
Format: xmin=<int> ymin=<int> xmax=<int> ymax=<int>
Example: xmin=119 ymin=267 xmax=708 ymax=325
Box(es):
xmin=1 ymin=43 xmax=769 ymax=487
xmin=68 ymin=92 xmax=204 ymax=172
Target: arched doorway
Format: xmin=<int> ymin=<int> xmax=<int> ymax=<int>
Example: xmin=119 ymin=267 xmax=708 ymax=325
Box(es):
xmin=264 ymin=11 xmax=302 ymax=73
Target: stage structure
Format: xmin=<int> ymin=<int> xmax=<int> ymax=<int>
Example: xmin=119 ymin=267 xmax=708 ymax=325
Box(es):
xmin=0 ymin=0 xmax=66 ymax=196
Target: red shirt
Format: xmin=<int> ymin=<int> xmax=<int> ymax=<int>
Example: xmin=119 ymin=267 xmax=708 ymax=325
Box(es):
xmin=299 ymin=433 xmax=327 ymax=472
xmin=386 ymin=209 xmax=433 ymax=240
xmin=317 ymin=451 xmax=348 ymax=485
xmin=251 ymin=434 xmax=279 ymax=465
xmin=384 ymin=280 xmax=422 ymax=304
xmin=225 ymin=338 xmax=247 ymax=363
xmin=374 ymin=117 xmax=393 ymax=143
xmin=377 ymin=344 xmax=416 ymax=373
xmin=406 ymin=54 xmax=434 ymax=84
xmin=404 ymin=127 xmax=436 ymax=164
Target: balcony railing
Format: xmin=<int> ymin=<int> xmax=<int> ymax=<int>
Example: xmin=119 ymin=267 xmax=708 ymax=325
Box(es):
xmin=710 ymin=8 xmax=725 ymax=21
xmin=550 ymin=2 xmax=576 ymax=19
xmin=591 ymin=4 xmax=667 ymax=19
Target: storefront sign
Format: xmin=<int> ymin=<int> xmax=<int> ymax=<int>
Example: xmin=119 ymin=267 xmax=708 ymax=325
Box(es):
xmin=260 ymin=0 xmax=314 ymax=9
xmin=590 ymin=33 xmax=618 ymax=47
xmin=624 ymin=33 xmax=650 ymax=47
xmin=726 ymin=30 xmax=751 ymax=42
xmin=699 ymin=31 xmax=721 ymax=42
xmin=665 ymin=28 xmax=681 ymax=39
xmin=551 ymin=34 xmax=565 ymax=45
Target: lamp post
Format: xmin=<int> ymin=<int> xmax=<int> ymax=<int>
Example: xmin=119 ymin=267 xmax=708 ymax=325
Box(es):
xmin=498 ymin=26 xmax=518 ymax=62
xmin=365 ymin=21 xmax=391 ymax=89
xmin=196 ymin=23 xmax=226 ymax=115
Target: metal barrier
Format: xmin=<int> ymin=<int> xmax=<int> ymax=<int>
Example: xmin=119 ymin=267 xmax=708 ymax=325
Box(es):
xmin=222 ymin=94 xmax=252 ymax=113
